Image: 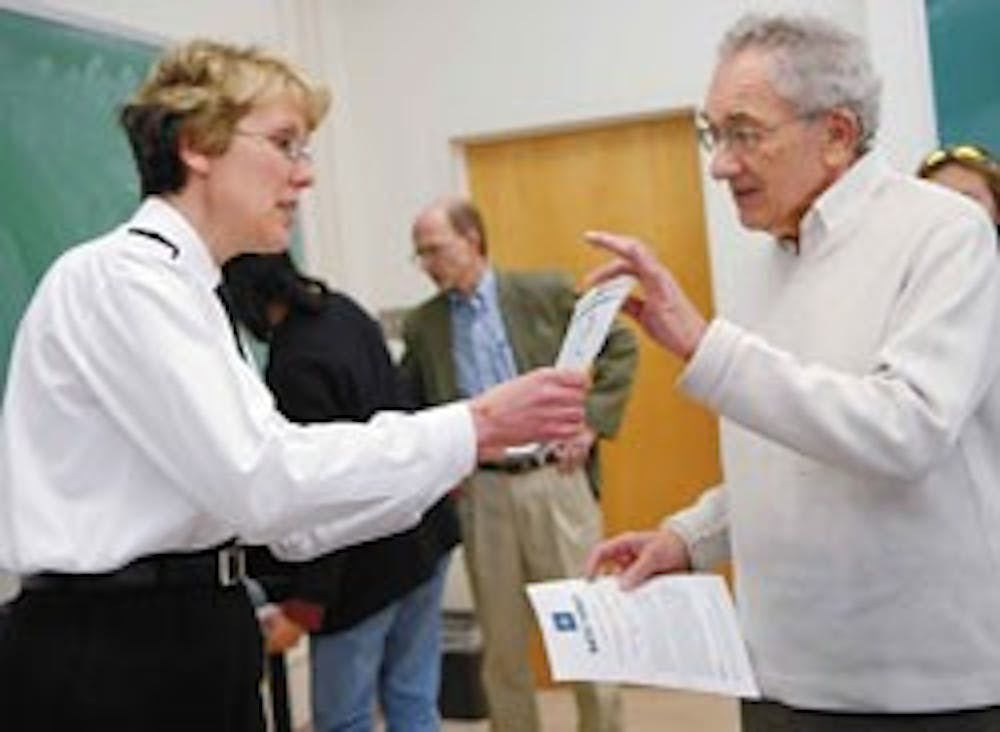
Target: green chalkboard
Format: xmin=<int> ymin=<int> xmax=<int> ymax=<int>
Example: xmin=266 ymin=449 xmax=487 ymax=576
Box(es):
xmin=0 ymin=9 xmax=157 ymax=392
xmin=925 ymin=0 xmax=1000 ymax=152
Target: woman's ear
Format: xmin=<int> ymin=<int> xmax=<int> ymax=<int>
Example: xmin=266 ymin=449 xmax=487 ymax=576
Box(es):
xmin=177 ymin=133 xmax=212 ymax=177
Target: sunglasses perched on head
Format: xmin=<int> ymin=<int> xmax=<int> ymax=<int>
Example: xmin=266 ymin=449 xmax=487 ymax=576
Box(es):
xmin=919 ymin=144 xmax=997 ymax=176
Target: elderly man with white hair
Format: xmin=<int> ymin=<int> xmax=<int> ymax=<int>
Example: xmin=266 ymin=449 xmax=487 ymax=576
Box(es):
xmin=587 ymin=13 xmax=1000 ymax=731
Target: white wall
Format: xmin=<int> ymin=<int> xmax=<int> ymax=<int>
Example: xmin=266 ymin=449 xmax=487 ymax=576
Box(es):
xmin=314 ymin=0 xmax=936 ymax=323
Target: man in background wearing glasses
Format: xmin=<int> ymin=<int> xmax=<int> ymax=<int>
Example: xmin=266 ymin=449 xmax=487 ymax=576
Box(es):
xmin=586 ymin=13 xmax=1000 ymax=732
xmin=403 ymin=196 xmax=637 ymax=732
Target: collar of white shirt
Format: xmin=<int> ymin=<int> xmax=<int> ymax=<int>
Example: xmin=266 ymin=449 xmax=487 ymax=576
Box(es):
xmin=127 ymin=196 xmax=222 ymax=294
xmin=799 ymin=148 xmax=892 ymax=255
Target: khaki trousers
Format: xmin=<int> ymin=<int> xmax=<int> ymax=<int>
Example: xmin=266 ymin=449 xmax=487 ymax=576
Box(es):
xmin=457 ymin=465 xmax=622 ymax=732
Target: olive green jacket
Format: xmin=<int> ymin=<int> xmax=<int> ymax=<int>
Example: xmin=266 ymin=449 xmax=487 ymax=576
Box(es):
xmin=401 ymin=270 xmax=638 ymax=488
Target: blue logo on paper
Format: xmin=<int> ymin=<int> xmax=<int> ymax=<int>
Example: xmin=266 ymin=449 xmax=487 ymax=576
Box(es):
xmin=552 ymin=611 xmax=577 ymax=632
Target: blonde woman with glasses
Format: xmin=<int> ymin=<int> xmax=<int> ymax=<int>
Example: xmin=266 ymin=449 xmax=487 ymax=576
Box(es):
xmin=0 ymin=40 xmax=587 ymax=730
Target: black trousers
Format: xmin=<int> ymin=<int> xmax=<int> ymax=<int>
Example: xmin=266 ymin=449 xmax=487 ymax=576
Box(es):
xmin=743 ymin=699 xmax=1000 ymax=732
xmin=0 ymin=584 xmax=265 ymax=731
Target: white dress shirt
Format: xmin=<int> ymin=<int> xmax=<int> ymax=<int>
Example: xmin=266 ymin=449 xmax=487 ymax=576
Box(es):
xmin=668 ymin=151 xmax=1000 ymax=711
xmin=0 ymin=198 xmax=475 ymax=573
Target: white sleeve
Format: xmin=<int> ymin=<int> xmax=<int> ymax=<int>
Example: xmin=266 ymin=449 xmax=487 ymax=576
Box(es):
xmin=82 ymin=261 xmax=476 ymax=544
xmin=679 ymin=215 xmax=1000 ymax=481
xmin=266 ymin=407 xmax=471 ymax=559
xmin=664 ymin=484 xmax=731 ymax=570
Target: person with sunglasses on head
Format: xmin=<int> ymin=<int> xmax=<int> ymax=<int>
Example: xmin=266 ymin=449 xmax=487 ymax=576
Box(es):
xmin=918 ymin=143 xmax=1000 ymax=231
xmin=0 ymin=40 xmax=588 ymax=731
xmin=585 ymin=13 xmax=1000 ymax=732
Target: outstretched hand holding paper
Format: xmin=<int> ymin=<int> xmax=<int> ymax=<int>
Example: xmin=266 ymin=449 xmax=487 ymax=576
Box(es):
xmin=526 ymin=574 xmax=759 ymax=699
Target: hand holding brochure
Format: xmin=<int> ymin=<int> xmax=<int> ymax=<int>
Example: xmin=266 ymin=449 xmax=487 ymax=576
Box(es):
xmin=526 ymin=574 xmax=759 ymax=699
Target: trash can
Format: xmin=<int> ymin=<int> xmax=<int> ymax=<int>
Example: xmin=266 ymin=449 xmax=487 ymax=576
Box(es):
xmin=439 ymin=610 xmax=489 ymax=720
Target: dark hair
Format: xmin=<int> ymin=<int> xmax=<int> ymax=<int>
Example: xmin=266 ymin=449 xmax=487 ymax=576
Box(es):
xmin=119 ymin=107 xmax=187 ymax=196
xmin=445 ymin=198 xmax=488 ymax=255
xmin=222 ymin=252 xmax=327 ymax=341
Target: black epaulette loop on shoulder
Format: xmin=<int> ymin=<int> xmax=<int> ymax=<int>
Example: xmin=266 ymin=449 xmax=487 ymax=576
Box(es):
xmin=127 ymin=227 xmax=179 ymax=259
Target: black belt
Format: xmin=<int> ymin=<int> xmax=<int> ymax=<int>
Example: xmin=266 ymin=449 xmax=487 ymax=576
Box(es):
xmin=478 ymin=450 xmax=558 ymax=474
xmin=20 ymin=542 xmax=247 ymax=592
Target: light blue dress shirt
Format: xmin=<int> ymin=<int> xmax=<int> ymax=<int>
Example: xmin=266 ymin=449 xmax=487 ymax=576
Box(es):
xmin=449 ymin=269 xmax=519 ymax=397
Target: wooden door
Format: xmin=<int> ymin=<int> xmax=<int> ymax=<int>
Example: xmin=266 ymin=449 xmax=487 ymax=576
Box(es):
xmin=463 ymin=113 xmax=723 ymax=683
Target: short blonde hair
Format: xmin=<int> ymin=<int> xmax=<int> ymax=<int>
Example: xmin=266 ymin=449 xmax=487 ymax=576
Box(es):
xmin=120 ymin=39 xmax=330 ymax=195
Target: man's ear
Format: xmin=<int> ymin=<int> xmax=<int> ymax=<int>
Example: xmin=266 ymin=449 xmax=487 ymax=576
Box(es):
xmin=822 ymin=107 xmax=862 ymax=167
xmin=467 ymin=229 xmax=485 ymax=256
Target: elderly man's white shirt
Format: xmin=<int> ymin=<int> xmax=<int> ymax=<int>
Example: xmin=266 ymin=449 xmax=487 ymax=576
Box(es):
xmin=0 ymin=198 xmax=474 ymax=573
xmin=670 ymin=151 xmax=1000 ymax=711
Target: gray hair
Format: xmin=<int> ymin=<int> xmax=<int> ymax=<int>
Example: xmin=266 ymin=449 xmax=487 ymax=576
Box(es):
xmin=720 ymin=13 xmax=882 ymax=152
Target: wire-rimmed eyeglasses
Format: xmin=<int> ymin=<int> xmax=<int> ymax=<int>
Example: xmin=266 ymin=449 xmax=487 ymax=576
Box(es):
xmin=695 ymin=112 xmax=818 ymax=156
xmin=234 ymin=129 xmax=313 ymax=164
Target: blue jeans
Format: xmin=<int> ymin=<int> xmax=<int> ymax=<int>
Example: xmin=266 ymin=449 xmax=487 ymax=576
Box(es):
xmin=310 ymin=554 xmax=449 ymax=732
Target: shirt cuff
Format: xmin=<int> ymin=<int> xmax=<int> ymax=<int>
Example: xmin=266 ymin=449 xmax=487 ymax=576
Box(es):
xmin=677 ymin=318 xmax=743 ymax=407
xmin=418 ymin=401 xmax=478 ymax=482
xmin=662 ymin=504 xmax=730 ymax=571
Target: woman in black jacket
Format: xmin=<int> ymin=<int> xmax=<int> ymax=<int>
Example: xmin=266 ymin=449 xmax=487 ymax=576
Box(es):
xmin=224 ymin=252 xmax=459 ymax=732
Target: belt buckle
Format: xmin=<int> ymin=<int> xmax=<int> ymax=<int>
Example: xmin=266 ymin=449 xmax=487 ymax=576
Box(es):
xmin=530 ymin=447 xmax=553 ymax=470
xmin=515 ymin=449 xmax=549 ymax=473
xmin=519 ymin=454 xmax=540 ymax=472
xmin=217 ymin=545 xmax=246 ymax=587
